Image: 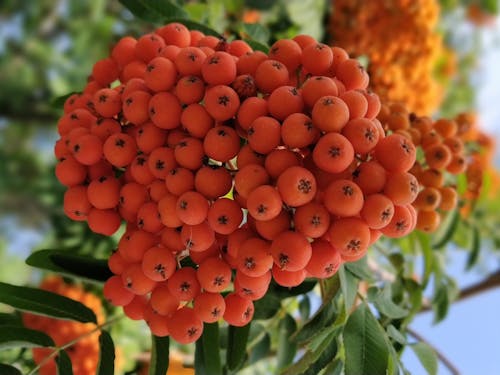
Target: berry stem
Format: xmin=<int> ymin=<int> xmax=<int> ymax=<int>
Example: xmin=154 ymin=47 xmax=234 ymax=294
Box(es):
xmin=26 ymin=314 xmax=124 ymax=375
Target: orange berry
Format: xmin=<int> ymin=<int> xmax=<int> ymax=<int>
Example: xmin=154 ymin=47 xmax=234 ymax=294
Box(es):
xmin=311 ymin=95 xmax=349 ymax=133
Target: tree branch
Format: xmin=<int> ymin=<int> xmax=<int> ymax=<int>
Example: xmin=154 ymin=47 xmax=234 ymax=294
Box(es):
xmin=407 ymin=327 xmax=461 ymax=375
xmin=420 ymin=269 xmax=500 ymax=312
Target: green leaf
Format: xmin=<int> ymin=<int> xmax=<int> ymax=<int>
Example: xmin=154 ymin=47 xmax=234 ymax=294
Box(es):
xmin=432 ymin=210 xmax=459 ymax=249
xmin=120 ymin=0 xmax=189 ymax=22
xmin=248 ymin=333 xmax=270 ymax=364
xmin=291 ymin=300 xmax=336 ymax=344
xmin=243 ymin=38 xmax=270 ymax=53
xmin=0 ymin=282 xmax=96 ymax=323
xmin=201 ymin=322 xmax=222 ymax=375
xmin=277 ymin=314 xmax=297 ymax=370
xmin=270 ymin=279 xmax=317 ymax=298
xmin=56 ymin=350 xmax=73 ymax=375
xmin=344 ymin=257 xmax=374 ymax=281
xmin=244 ymin=0 xmax=276 ymax=10
xmin=118 ymin=0 xmax=164 ymax=22
xmin=253 ymin=293 xmax=281 ymax=320
xmin=321 ymin=358 xmax=343 ymax=375
xmin=51 ymin=92 xmax=78 ymax=108
xmin=26 ymin=249 xmax=112 ymax=283
xmin=164 ymin=18 xmax=223 ymax=37
xmin=410 ymin=342 xmax=438 ymax=375
xmin=466 ymin=226 xmax=480 ymax=270
xmin=140 ymin=0 xmax=189 ymax=19
xmin=281 ymin=329 xmax=336 ymax=375
xmin=149 ymin=336 xmax=169 ymax=375
xmin=226 ymin=323 xmax=250 ymax=371
xmin=0 ymin=364 xmax=22 ymax=375
xmin=387 ymin=325 xmax=407 ymax=345
xmin=369 ymin=285 xmax=409 ymax=319
xmin=416 ymin=232 xmax=434 ymax=287
xmin=298 ymin=295 xmax=310 ymax=321
xmin=343 ymin=303 xmax=390 ymax=375
xmin=308 ymin=325 xmax=341 ymax=353
xmin=0 ymin=312 xmax=22 ymax=326
xmin=339 ymin=266 xmax=359 ymax=314
xmin=480 ymin=0 xmax=498 ymax=14
xmin=302 ymin=338 xmax=338 ymax=375
xmin=97 ymin=331 xmax=115 ymax=375
xmin=432 ymin=282 xmax=450 ymax=323
xmin=195 ymin=340 xmax=207 ymax=375
xmin=0 ymin=326 xmax=54 ymax=349
xmin=242 ymin=23 xmax=270 ymax=44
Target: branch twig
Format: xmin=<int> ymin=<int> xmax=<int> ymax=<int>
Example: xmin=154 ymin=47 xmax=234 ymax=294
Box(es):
xmin=419 ymin=269 xmax=500 ymax=312
xmin=407 ymin=327 xmax=461 ymax=375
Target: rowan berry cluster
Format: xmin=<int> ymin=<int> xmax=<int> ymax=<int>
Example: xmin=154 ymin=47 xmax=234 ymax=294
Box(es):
xmin=54 ymin=23 xmax=420 ymax=344
xmin=329 ymin=0 xmax=446 ymax=115
xmin=23 ymin=276 xmax=105 ymax=375
xmin=377 ymin=104 xmax=495 ymax=232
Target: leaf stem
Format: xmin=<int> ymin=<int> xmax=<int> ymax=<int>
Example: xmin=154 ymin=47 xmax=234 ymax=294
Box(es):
xmin=26 ymin=314 xmax=123 ymax=375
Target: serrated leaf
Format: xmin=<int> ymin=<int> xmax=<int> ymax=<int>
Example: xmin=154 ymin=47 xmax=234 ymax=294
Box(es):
xmin=56 ymin=350 xmax=73 ymax=375
xmin=302 ymin=339 xmax=338 ymax=375
xmin=466 ymin=226 xmax=480 ymax=270
xmin=0 ymin=282 xmax=96 ymax=323
xmin=344 ymin=303 xmax=390 ymax=375
xmin=277 ymin=314 xmax=297 ymax=370
xmin=242 ymin=23 xmax=270 ymax=44
xmin=291 ymin=300 xmax=336 ymax=344
xmin=339 ymin=266 xmax=359 ymax=314
xmin=0 ymin=364 xmax=22 ymax=375
xmin=249 ymin=333 xmax=270 ymax=364
xmin=387 ymin=325 xmax=407 ymax=345
xmin=321 ymin=357 xmax=343 ymax=375
xmin=432 ymin=210 xmax=459 ymax=249
xmin=410 ymin=342 xmax=438 ymax=375
xmin=227 ymin=323 xmax=250 ymax=371
xmin=164 ymin=18 xmax=223 ymax=37
xmin=26 ymin=249 xmax=112 ymax=283
xmin=0 ymin=326 xmax=54 ymax=349
xmin=369 ymin=285 xmax=409 ymax=319
xmin=253 ymin=293 xmax=281 ymax=320
xmin=344 ymin=257 xmax=373 ymax=281
xmin=201 ymin=322 xmax=222 ymax=375
xmin=290 ymin=301 xmax=335 ymax=344
xmin=432 ymin=283 xmax=449 ymax=324
xmin=149 ymin=336 xmax=169 ymax=375
xmin=281 ymin=329 xmax=336 ymax=375
xmin=308 ymin=325 xmax=341 ymax=353
xmin=97 ymin=331 xmax=115 ymax=375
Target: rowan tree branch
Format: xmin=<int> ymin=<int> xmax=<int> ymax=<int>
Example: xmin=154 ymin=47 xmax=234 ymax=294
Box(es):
xmin=407 ymin=327 xmax=461 ymax=375
xmin=420 ymin=268 xmax=500 ymax=312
